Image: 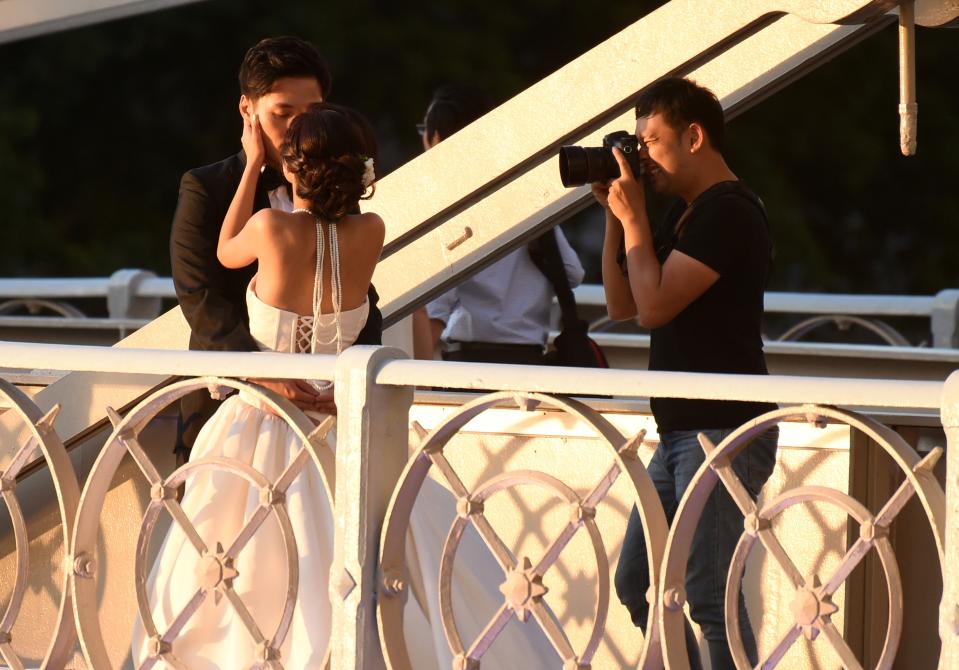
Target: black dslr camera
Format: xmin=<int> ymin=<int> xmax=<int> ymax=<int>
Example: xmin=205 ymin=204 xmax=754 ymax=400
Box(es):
xmin=558 ymin=130 xmax=644 ymax=188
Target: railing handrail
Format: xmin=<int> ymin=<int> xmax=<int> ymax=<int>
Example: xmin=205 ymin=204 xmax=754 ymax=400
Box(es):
xmin=579 ymin=331 xmax=959 ymax=361
xmin=0 ymin=316 xmax=151 ymax=329
xmin=0 ymin=273 xmax=176 ymax=299
xmin=0 ymin=340 xmax=335 ymax=381
xmin=2 ymin=274 xmax=953 ymax=318
xmin=571 ymin=284 xmax=954 ymax=318
xmin=0 ymin=341 xmax=944 ymax=410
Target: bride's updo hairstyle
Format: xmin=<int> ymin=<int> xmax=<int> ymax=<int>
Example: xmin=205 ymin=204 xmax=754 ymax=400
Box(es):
xmin=281 ymin=103 xmax=374 ymax=221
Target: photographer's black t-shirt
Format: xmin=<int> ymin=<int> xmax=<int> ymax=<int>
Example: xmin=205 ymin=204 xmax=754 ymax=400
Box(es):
xmin=647 ymin=180 xmax=777 ymax=433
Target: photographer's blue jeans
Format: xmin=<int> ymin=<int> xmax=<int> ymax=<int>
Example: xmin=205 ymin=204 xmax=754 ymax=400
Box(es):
xmin=614 ymin=427 xmax=778 ymax=670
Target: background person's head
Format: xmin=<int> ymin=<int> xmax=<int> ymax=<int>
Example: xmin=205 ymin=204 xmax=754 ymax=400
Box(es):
xmin=633 ymin=77 xmax=726 ymax=198
xmin=281 ymin=103 xmax=374 ymax=221
xmin=419 ymin=84 xmax=492 ymax=150
xmin=239 ymin=36 xmax=332 ymax=168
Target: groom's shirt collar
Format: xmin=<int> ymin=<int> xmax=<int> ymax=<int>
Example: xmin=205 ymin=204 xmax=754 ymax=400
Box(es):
xmin=261 ymin=165 xmax=293 ymax=212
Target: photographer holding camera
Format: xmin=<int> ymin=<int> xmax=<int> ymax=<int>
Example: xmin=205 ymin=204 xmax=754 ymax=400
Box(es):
xmin=589 ymin=77 xmax=779 ymax=669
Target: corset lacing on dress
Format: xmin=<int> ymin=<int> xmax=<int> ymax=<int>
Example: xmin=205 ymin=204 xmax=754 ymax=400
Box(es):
xmin=293 ymin=208 xmax=343 ymax=388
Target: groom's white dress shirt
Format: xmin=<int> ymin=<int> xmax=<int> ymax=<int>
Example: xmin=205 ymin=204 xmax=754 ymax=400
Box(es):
xmin=268 ymin=185 xmax=293 ymax=212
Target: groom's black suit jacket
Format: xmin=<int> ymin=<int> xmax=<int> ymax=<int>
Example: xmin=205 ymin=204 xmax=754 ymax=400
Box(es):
xmin=170 ymin=151 xmax=383 ymax=352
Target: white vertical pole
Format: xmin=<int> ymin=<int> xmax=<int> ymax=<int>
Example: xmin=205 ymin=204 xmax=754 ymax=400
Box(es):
xmin=939 ymin=370 xmax=959 ymax=669
xmin=330 ymin=346 xmax=412 ymax=669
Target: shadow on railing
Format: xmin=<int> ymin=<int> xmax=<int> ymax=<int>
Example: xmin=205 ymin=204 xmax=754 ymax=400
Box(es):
xmin=0 ymin=342 xmax=951 ymax=668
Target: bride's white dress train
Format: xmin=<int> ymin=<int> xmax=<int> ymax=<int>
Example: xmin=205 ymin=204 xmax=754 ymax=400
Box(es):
xmin=133 ymin=236 xmax=556 ymax=668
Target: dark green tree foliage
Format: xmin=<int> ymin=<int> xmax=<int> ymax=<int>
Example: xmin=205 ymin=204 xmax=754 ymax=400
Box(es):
xmin=0 ymin=0 xmax=955 ymax=296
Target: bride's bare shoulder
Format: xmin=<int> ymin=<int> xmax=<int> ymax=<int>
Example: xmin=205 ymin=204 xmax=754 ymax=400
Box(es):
xmin=250 ymin=209 xmax=307 ymax=240
xmin=344 ymin=212 xmax=385 ymax=241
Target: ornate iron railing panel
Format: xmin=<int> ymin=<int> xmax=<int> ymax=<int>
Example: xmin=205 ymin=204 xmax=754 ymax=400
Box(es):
xmin=69 ymin=376 xmax=335 ymax=669
xmin=0 ymin=343 xmax=952 ymax=667
xmin=378 ymin=391 xmax=669 ymax=670
xmin=658 ymin=404 xmax=945 ymax=670
xmin=0 ymin=380 xmax=80 ymax=669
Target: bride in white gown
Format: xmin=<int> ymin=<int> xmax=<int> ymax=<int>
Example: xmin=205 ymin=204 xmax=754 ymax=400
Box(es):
xmin=133 ymin=104 xmax=556 ymax=668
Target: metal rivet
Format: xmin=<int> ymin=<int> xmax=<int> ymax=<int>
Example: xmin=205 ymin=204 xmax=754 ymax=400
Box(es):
xmin=570 ymin=503 xmax=596 ymax=524
xmin=382 ymin=569 xmax=406 ymax=597
xmin=73 ymin=553 xmax=96 ymax=579
xmin=150 ymin=483 xmax=174 ymax=503
xmin=259 ymin=486 xmax=285 ymax=507
xmin=148 ymin=635 xmax=171 ymax=658
xmin=257 ymin=641 xmax=280 ymax=661
xmin=860 ymin=519 xmax=888 ymax=543
xmin=457 ymin=497 xmax=484 ymax=519
xmin=446 ymin=226 xmax=474 ymax=251
xmin=453 ymin=653 xmax=480 ymax=669
xmin=744 ymin=512 xmax=769 ymax=537
xmin=663 ymin=586 xmax=686 ymax=611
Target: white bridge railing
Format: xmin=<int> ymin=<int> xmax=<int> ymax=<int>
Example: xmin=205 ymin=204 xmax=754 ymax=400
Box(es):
xmin=572 ymin=285 xmax=959 ymax=348
xmin=0 ymin=340 xmax=954 ymax=668
xmin=4 ymin=273 xmax=959 ymax=349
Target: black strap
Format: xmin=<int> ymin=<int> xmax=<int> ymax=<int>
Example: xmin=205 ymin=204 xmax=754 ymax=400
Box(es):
xmin=527 ymin=229 xmax=580 ymax=331
xmin=619 ymin=181 xmax=771 ymax=275
xmin=678 ymin=181 xmax=770 ymax=235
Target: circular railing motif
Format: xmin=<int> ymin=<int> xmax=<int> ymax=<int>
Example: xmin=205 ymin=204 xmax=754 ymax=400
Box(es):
xmin=71 ymin=376 xmax=336 ymax=670
xmin=778 ymin=315 xmax=911 ymax=347
xmin=0 ymin=379 xmax=80 ymax=669
xmin=658 ymin=404 xmax=945 ymax=670
xmin=0 ymin=299 xmax=86 ymax=318
xmin=378 ymin=391 xmax=670 ymax=669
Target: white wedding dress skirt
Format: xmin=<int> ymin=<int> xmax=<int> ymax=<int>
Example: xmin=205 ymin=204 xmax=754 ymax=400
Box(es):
xmin=132 ymin=277 xmax=556 ymax=668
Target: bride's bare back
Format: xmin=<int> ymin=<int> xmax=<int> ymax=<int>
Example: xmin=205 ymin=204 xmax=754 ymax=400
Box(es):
xmin=249 ymin=208 xmax=384 ymax=316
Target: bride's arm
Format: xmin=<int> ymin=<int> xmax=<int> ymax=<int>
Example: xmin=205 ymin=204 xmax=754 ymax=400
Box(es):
xmin=218 ymin=113 xmax=265 ymax=269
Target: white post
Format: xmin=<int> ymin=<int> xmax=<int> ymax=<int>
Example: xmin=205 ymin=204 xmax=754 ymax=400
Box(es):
xmin=932 ymin=290 xmax=959 ymax=348
xmin=107 ymin=269 xmax=161 ymax=320
xmin=330 ymin=346 xmax=412 ymax=669
xmin=940 ymin=370 xmax=959 ymax=669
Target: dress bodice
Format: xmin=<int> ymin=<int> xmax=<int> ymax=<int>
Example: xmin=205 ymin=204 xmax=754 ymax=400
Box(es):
xmin=246 ymin=213 xmax=368 ymax=355
xmin=247 ymin=278 xmax=369 ymax=354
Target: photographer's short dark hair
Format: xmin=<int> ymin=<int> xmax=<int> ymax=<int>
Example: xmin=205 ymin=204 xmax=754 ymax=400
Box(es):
xmin=239 ymin=36 xmax=333 ymax=100
xmin=634 ymin=77 xmax=725 ymax=153
xmin=424 ymin=85 xmax=493 ymax=141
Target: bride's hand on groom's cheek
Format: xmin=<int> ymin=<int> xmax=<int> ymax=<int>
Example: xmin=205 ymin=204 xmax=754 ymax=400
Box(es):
xmin=241 ymin=113 xmax=266 ymax=171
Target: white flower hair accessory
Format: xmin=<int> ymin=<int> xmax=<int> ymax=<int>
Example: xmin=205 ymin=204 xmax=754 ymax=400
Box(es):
xmin=361 ymin=157 xmax=375 ymax=188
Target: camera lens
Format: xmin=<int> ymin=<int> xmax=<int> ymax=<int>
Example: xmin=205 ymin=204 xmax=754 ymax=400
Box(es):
xmin=559 ymin=146 xmax=618 ymax=187
xmin=559 ymin=146 xmax=587 ymax=188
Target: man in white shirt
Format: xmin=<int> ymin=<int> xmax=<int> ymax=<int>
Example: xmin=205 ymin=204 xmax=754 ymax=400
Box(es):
xmin=413 ymin=85 xmax=585 ymax=364
xmin=426 ymin=232 xmax=584 ymax=364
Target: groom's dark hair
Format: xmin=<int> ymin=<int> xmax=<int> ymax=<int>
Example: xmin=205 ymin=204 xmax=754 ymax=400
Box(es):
xmin=239 ymin=36 xmax=333 ymax=100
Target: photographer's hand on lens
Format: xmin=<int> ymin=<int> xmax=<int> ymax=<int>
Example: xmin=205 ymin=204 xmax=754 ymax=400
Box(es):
xmin=590 ymin=181 xmax=611 ymax=210
xmin=607 ymin=147 xmax=646 ymax=228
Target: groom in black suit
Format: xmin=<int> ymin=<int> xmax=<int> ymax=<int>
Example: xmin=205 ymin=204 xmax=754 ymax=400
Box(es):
xmin=171 ymin=36 xmax=382 ymax=458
